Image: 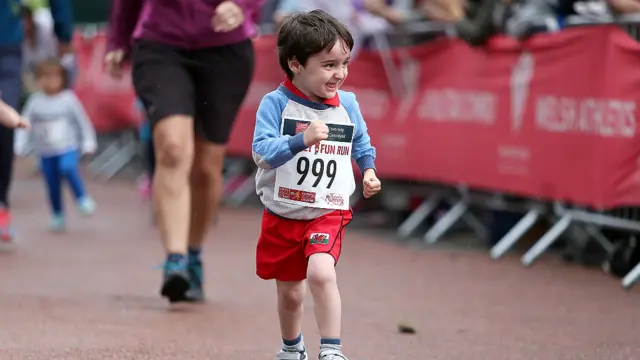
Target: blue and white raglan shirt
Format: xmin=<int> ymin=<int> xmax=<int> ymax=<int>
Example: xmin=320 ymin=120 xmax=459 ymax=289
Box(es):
xmin=252 ymin=79 xmax=376 ymax=220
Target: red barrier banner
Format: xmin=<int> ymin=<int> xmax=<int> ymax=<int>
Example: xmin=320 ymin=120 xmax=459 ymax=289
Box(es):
xmin=74 ymin=26 xmax=640 ymax=209
xmin=73 ymin=32 xmax=141 ymax=133
xmin=231 ymin=25 xmax=640 ymax=209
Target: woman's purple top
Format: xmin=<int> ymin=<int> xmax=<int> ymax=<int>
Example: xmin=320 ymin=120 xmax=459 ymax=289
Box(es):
xmin=107 ymin=0 xmax=264 ymax=54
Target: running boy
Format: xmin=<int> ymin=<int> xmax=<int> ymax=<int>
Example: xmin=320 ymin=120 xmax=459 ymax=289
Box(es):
xmin=252 ymin=10 xmax=381 ymax=360
xmin=15 ymin=58 xmax=97 ymax=232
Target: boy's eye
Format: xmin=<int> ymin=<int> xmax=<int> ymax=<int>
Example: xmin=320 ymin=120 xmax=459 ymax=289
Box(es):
xmin=324 ymin=63 xmax=334 ymax=68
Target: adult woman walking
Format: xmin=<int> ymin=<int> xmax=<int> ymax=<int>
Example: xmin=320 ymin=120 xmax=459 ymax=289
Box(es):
xmin=105 ymin=0 xmax=261 ymax=303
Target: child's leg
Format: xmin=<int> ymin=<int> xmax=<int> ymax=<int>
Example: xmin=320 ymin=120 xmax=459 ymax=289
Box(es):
xmin=58 ymin=150 xmax=86 ymax=199
xmin=59 ymin=150 xmax=95 ymax=215
xmin=40 ymin=155 xmax=64 ymax=228
xmin=276 ymin=280 xmax=306 ymax=344
xmin=307 ymin=253 xmax=342 ymax=339
xmin=303 ymin=210 xmax=353 ymax=358
xmin=256 ymin=210 xmax=310 ymax=359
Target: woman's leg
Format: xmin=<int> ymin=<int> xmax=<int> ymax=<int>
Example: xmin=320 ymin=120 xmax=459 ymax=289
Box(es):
xmin=132 ymin=39 xmax=197 ymax=303
xmin=185 ymin=39 xmax=254 ymax=301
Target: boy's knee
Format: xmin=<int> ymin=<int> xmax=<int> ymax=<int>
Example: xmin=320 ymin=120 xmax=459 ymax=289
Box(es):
xmin=277 ymin=281 xmax=306 ymax=311
xmin=307 ymin=253 xmax=337 ymax=288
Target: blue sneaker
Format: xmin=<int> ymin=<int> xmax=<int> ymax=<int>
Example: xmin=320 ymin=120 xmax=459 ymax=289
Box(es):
xmin=77 ymin=196 xmax=96 ymax=216
xmin=160 ymin=259 xmax=190 ymax=303
xmin=49 ymin=214 xmax=66 ymax=233
xmin=186 ymin=255 xmax=205 ymax=302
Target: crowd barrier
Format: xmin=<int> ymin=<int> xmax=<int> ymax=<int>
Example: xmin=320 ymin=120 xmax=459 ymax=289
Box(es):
xmin=72 ymin=17 xmax=640 ymax=290
xmin=72 ymin=26 xmax=142 ymax=180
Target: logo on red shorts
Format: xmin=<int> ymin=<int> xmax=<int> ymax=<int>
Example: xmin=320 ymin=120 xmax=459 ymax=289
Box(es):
xmin=309 ymin=233 xmax=330 ymax=245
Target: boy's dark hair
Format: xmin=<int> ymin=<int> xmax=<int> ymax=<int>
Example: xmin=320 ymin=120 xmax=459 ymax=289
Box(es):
xmin=277 ymin=9 xmax=354 ymax=80
xmin=36 ymin=58 xmax=69 ymax=89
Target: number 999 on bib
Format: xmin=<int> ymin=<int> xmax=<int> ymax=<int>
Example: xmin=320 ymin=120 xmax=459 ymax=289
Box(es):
xmin=274 ymin=118 xmax=356 ymax=210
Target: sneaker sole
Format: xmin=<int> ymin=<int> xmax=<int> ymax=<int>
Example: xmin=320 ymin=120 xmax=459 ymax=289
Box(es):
xmin=161 ymin=273 xmax=190 ymax=303
xmin=185 ymin=288 xmax=205 ymax=303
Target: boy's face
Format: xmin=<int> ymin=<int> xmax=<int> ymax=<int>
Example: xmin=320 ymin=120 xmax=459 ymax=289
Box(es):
xmin=289 ymin=39 xmax=351 ymax=102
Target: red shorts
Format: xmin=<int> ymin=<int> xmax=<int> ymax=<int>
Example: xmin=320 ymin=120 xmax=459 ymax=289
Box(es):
xmin=256 ymin=209 xmax=353 ymax=281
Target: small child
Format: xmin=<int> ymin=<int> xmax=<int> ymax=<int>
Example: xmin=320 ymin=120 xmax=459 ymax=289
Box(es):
xmin=15 ymin=58 xmax=97 ymax=232
xmin=252 ymin=10 xmax=381 ymax=360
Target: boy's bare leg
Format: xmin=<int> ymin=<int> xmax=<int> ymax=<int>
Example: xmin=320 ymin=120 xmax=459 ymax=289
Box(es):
xmin=307 ymin=253 xmax=345 ymax=358
xmin=276 ymin=280 xmax=308 ymax=358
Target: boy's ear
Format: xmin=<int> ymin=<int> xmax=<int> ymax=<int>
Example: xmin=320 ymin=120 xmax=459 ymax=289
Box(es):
xmin=288 ymin=57 xmax=302 ymax=75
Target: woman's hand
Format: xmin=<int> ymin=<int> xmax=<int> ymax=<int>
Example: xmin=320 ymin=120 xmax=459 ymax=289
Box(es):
xmin=212 ymin=1 xmax=245 ymax=32
xmin=104 ymin=49 xmax=125 ymax=79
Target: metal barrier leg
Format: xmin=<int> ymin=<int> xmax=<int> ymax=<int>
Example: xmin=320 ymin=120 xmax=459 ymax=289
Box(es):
xmin=424 ymin=200 xmax=468 ymax=244
xmin=490 ymin=209 xmax=541 ymax=260
xmin=397 ymin=193 xmax=441 ymax=238
xmin=462 ymin=212 xmax=487 ymax=240
xmin=622 ymin=263 xmax=640 ymax=290
xmin=98 ymin=140 xmax=137 ymax=180
xmin=225 ymin=170 xmax=257 ymax=206
xmin=222 ymin=167 xmax=247 ymax=198
xmin=521 ymin=213 xmax=573 ymax=266
xmin=89 ymin=141 xmax=121 ymax=178
xmin=579 ymin=224 xmax=615 ymax=254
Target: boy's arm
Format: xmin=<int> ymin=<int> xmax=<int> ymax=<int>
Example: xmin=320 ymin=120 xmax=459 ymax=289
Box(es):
xmin=344 ymin=95 xmax=377 ymax=174
xmin=67 ymin=92 xmax=98 ymax=153
xmin=252 ymin=94 xmax=307 ymax=170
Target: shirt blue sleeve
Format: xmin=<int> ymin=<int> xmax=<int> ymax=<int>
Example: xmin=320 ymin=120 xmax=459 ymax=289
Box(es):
xmin=340 ymin=91 xmax=377 ymax=174
xmin=48 ymin=0 xmax=74 ymax=43
xmin=252 ymin=92 xmax=307 ymax=169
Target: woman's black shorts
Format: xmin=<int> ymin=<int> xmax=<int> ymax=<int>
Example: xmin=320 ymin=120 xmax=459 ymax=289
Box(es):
xmin=131 ymin=38 xmax=254 ymax=144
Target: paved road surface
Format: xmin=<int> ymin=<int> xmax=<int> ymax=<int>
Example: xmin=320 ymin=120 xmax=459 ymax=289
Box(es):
xmin=1 ymin=164 xmax=639 ymax=359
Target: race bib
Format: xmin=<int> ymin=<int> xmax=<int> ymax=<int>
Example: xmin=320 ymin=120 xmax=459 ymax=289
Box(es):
xmin=274 ymin=118 xmax=355 ymax=210
xmin=38 ymin=119 xmax=69 ymax=146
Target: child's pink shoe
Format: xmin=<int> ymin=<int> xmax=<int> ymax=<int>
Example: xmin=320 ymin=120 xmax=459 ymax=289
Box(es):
xmin=138 ymin=176 xmax=153 ymax=200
